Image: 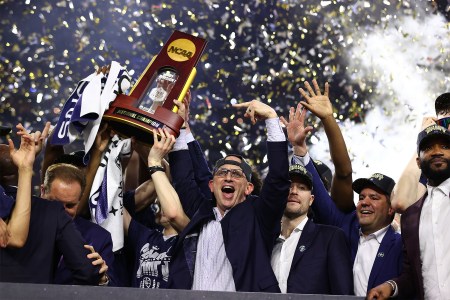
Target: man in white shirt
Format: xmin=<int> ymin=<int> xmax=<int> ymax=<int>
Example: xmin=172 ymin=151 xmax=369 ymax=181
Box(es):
xmin=271 ymin=164 xmax=352 ymax=294
xmin=368 ymin=124 xmax=450 ymax=300
xmin=168 ymin=100 xmax=291 ymax=292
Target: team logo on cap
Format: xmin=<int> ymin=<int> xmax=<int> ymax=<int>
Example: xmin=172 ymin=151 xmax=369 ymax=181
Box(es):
xmin=425 ymin=124 xmax=445 ymax=134
xmin=289 ymin=164 xmax=308 ymax=174
xmin=371 ymin=173 xmax=384 ymax=181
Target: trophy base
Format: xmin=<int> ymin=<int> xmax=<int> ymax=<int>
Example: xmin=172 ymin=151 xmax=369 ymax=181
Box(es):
xmin=103 ymin=97 xmax=184 ymax=145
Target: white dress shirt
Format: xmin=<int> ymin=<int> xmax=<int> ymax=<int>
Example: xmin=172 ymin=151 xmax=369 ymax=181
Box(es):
xmin=419 ymin=177 xmax=450 ymax=300
xmin=353 ymin=225 xmax=389 ymax=296
xmin=271 ymin=217 xmax=308 ymax=293
xmin=192 ymin=207 xmax=235 ymax=291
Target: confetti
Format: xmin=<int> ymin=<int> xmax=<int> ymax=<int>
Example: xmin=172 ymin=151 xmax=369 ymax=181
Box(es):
xmin=0 ymin=0 xmax=449 ymax=189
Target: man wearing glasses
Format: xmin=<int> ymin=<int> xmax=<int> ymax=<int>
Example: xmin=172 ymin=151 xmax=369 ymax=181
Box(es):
xmin=167 ymin=100 xmax=290 ymax=292
xmin=392 ymin=92 xmax=450 ymax=213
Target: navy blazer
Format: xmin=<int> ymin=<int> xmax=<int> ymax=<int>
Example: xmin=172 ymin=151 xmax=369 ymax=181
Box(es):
xmin=54 ymin=216 xmax=116 ymax=286
xmin=0 ymin=186 xmax=100 ymax=285
xmin=303 ymin=159 xmax=403 ymax=292
xmin=168 ymin=141 xmax=290 ymax=292
xmin=394 ymin=193 xmax=427 ymax=299
xmin=285 ymin=219 xmax=353 ymax=294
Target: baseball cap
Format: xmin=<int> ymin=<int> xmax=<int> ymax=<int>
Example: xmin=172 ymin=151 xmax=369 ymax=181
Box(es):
xmin=352 ymin=173 xmax=395 ymax=196
xmin=312 ymin=159 xmax=332 ymax=189
xmin=214 ymin=154 xmax=252 ymax=181
xmin=417 ymin=124 xmax=450 ymax=154
xmin=289 ymin=164 xmax=313 ymax=190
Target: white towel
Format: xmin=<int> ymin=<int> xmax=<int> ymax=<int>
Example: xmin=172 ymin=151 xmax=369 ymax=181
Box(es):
xmin=51 ymin=61 xmax=131 ymax=157
xmin=81 ymin=61 xmax=128 ymax=157
xmin=89 ymin=134 xmax=131 ymax=251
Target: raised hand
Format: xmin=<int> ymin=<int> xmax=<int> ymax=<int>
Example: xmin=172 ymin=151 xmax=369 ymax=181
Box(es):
xmin=421 ymin=116 xmax=438 ymax=130
xmin=94 ymin=123 xmax=112 ymax=153
xmin=148 ymin=128 xmax=175 ymax=167
xmin=96 ymin=65 xmax=111 ymax=75
xmin=280 ymin=103 xmax=313 ymax=155
xmin=9 ymin=132 xmax=36 ymax=171
xmin=233 ymin=100 xmax=277 ymax=124
xmin=15 ymin=122 xmax=50 ymax=157
xmin=299 ymin=80 xmax=333 ymax=121
xmin=174 ymin=89 xmax=191 ymax=130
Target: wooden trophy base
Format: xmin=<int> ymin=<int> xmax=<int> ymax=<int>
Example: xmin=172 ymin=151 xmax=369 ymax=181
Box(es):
xmin=103 ymin=94 xmax=184 ymax=145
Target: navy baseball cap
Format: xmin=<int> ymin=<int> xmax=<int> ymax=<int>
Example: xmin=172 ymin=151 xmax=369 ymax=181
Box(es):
xmin=289 ymin=164 xmax=313 ymax=190
xmin=312 ymin=159 xmax=332 ymax=187
xmin=417 ymin=124 xmax=450 ymax=154
xmin=352 ymin=173 xmax=395 ymax=196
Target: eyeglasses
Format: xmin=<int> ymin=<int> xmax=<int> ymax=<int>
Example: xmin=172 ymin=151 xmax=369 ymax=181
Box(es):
xmin=214 ymin=168 xmax=245 ymax=179
xmin=436 ymin=117 xmax=450 ymax=129
xmin=150 ymin=202 xmax=160 ymax=215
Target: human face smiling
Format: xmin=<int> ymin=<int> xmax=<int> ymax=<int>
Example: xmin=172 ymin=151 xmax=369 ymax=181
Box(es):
xmin=209 ymin=156 xmax=254 ymax=216
xmin=356 ymin=186 xmax=394 ymax=236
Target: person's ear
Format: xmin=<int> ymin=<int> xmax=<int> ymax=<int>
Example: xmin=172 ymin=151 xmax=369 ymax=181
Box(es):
xmin=245 ymin=182 xmax=254 ymax=196
xmin=40 ymin=184 xmax=46 ymax=198
xmin=208 ymin=179 xmax=214 ymax=192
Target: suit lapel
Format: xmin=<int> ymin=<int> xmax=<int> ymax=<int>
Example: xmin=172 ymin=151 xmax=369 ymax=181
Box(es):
xmin=401 ymin=194 xmax=427 ymax=291
xmin=367 ymin=226 xmax=396 ymax=288
xmin=290 ymin=219 xmax=316 ymax=269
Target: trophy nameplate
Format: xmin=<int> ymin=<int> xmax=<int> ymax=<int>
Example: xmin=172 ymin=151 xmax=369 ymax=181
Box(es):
xmin=103 ymin=30 xmax=207 ymax=145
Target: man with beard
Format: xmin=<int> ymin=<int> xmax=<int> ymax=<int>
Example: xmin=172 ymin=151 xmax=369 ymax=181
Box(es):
xmin=283 ymin=79 xmax=402 ymax=296
xmin=367 ymin=124 xmax=450 ymax=300
xmin=271 ymin=164 xmax=352 ymax=295
xmin=392 ymin=92 xmax=450 ymax=212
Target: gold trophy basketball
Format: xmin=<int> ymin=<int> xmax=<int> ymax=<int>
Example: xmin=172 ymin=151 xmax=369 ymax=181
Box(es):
xmin=103 ymin=30 xmax=207 ymax=144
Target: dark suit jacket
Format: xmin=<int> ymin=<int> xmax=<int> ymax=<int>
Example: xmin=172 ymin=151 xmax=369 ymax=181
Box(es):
xmin=168 ymin=141 xmax=290 ymax=292
xmin=54 ymin=216 xmax=116 ymax=286
xmin=285 ymin=219 xmax=353 ymax=294
xmin=303 ymin=159 xmax=403 ymax=292
xmin=394 ymin=193 xmax=427 ymax=299
xmin=0 ymin=186 xmax=100 ymax=284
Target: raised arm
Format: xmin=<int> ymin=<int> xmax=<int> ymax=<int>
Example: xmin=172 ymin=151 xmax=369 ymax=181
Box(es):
xmin=129 ymin=140 xmax=160 ymax=212
xmin=281 ymin=102 xmax=348 ymax=227
xmin=148 ymin=128 xmax=189 ymax=233
xmin=77 ymin=123 xmax=111 ymax=217
xmin=299 ymin=80 xmax=354 ymax=212
xmin=391 ymin=116 xmax=434 ymax=212
xmin=37 ymin=123 xmax=63 ymax=184
xmin=4 ymin=131 xmax=36 ymax=247
xmin=174 ymin=92 xmax=213 ymax=197
xmin=14 ymin=122 xmax=51 ymax=185
xmin=233 ymin=100 xmax=290 ymax=246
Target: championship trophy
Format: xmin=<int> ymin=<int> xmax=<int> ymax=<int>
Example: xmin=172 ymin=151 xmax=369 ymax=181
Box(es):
xmin=103 ymin=30 xmax=207 ymax=144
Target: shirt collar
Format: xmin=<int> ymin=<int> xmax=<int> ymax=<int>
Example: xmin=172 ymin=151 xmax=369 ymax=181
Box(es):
xmin=213 ymin=207 xmax=230 ymax=221
xmin=359 ymin=224 xmax=389 ymax=244
xmin=426 ymin=176 xmax=450 ymax=197
xmin=277 ymin=217 xmax=309 ymax=242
